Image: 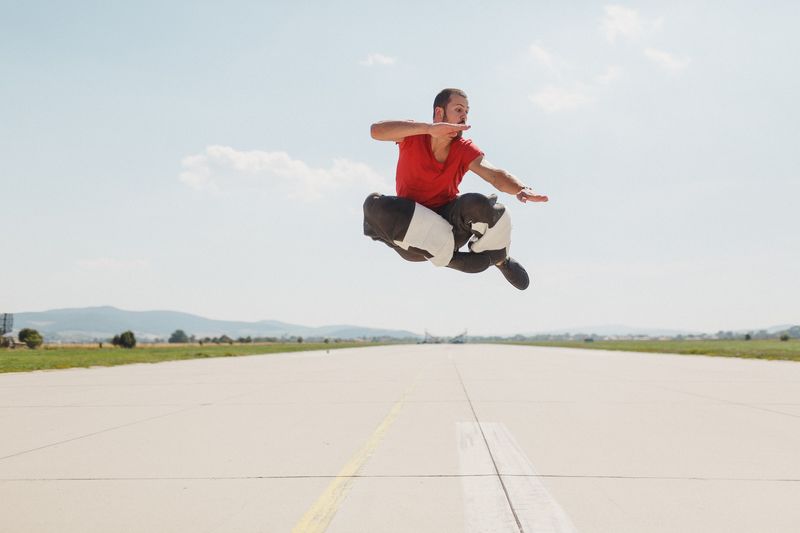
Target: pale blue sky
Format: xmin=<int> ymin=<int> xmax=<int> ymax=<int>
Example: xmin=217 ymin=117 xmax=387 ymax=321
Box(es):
xmin=2 ymin=1 xmax=798 ymax=335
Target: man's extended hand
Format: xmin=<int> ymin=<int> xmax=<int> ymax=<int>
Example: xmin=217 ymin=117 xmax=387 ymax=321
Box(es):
xmin=516 ymin=187 xmax=549 ymax=203
xmin=428 ymin=122 xmax=470 ymax=138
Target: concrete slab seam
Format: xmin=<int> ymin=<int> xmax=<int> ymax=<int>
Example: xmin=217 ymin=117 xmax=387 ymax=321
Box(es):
xmin=290 ymin=378 xmax=421 ymax=533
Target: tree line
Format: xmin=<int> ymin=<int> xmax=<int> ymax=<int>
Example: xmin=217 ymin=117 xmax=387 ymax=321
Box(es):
xmin=0 ymin=329 xmax=139 ymax=349
xmin=167 ymin=329 xmax=308 ymax=345
xmin=2 ymin=327 xmax=349 ymax=349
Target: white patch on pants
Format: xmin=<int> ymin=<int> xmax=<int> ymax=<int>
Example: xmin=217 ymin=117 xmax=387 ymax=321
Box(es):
xmin=469 ymin=210 xmax=511 ymax=254
xmin=393 ymin=203 xmax=454 ymax=267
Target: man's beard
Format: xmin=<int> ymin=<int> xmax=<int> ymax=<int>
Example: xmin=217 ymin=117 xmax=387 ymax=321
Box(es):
xmin=443 ymin=112 xmax=464 ymax=139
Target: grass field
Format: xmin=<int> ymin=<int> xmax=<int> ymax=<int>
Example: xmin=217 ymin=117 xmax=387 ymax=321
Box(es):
xmin=508 ymin=339 xmax=800 ymax=362
xmin=5 ymin=339 xmax=797 ymax=374
xmin=0 ymin=342 xmax=385 ymax=373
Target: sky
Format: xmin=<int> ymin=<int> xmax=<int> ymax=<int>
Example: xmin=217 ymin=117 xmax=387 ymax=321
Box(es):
xmin=2 ymin=1 xmax=799 ymax=336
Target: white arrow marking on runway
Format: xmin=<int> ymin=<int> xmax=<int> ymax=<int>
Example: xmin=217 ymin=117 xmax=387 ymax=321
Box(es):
xmin=458 ymin=422 xmax=579 ymax=533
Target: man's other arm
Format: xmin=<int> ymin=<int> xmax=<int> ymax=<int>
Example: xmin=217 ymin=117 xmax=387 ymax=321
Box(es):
xmin=370 ymin=120 xmax=470 ymax=142
xmin=468 ymin=156 xmax=549 ymax=204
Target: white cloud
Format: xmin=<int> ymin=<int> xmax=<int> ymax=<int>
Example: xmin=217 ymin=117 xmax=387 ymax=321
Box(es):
xmin=595 ymin=65 xmax=623 ymax=84
xmin=644 ymin=48 xmax=690 ymax=71
xmin=529 ymin=44 xmax=555 ymax=69
xmin=651 ymin=16 xmax=665 ymax=33
xmin=179 ymin=145 xmax=389 ymax=200
xmin=528 ymin=68 xmax=620 ymax=113
xmin=359 ymin=53 xmax=396 ymax=67
xmin=77 ymin=258 xmax=150 ymax=271
xmin=600 ymin=5 xmax=664 ymax=43
xmin=601 ymin=5 xmax=643 ymax=42
xmin=526 ymin=38 xmax=621 ymax=113
xmin=530 ymin=85 xmax=594 ymax=113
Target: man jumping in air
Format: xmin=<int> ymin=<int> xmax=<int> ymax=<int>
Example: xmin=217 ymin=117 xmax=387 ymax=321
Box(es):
xmin=362 ymin=88 xmax=548 ymax=290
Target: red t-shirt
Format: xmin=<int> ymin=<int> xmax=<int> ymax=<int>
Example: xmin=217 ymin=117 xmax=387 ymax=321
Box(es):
xmin=395 ymin=134 xmax=483 ymax=209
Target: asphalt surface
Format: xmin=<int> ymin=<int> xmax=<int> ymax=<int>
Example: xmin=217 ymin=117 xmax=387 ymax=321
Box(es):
xmin=1 ymin=344 xmax=799 ymax=532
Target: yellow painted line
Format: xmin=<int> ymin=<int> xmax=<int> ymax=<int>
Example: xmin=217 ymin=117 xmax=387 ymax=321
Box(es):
xmin=291 ymin=381 xmax=418 ymax=533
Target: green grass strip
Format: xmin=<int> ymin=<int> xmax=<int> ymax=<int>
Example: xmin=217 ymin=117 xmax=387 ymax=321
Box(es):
xmin=504 ymin=339 xmax=800 ymax=362
xmin=0 ymin=342 xmax=388 ymax=373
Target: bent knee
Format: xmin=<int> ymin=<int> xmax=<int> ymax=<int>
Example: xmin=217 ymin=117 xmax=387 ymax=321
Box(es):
xmin=459 ymin=193 xmax=506 ymax=226
xmin=460 ymin=192 xmax=492 ymax=205
xmin=363 ymin=194 xmax=418 ymax=243
xmin=363 ymin=192 xmax=383 ymax=215
xmin=363 ymin=193 xmax=413 ymax=216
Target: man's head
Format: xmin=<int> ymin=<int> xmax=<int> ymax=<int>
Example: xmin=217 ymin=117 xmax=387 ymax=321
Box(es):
xmin=433 ymin=88 xmax=469 ymax=138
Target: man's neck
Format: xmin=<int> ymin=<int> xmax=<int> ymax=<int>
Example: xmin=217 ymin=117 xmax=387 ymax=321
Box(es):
xmin=429 ymin=136 xmax=453 ymax=151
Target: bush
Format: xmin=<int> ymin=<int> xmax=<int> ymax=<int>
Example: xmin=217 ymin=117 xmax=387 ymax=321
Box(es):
xmin=168 ymin=329 xmax=189 ymax=343
xmin=18 ymin=328 xmax=44 ymax=349
xmin=780 ymin=334 xmax=790 ymax=342
xmin=112 ymin=330 xmax=137 ymax=349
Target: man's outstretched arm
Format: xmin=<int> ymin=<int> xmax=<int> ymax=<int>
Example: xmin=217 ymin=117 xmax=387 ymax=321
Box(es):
xmin=468 ymin=156 xmax=549 ymax=204
xmin=370 ymin=120 xmax=470 ymax=142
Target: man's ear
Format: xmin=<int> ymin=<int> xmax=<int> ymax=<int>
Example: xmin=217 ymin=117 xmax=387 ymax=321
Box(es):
xmin=433 ymin=106 xmax=444 ymax=123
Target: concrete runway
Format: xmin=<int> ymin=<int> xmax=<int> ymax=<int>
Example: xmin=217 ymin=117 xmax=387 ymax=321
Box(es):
xmin=1 ymin=344 xmax=799 ymax=532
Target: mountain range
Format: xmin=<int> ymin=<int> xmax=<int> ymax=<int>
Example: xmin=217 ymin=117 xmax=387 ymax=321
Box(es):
xmin=6 ymin=307 xmax=797 ymax=342
xmin=531 ymin=325 xmax=703 ymax=337
xmin=11 ymin=306 xmax=420 ymax=342
xmin=527 ymin=324 xmax=798 ymax=338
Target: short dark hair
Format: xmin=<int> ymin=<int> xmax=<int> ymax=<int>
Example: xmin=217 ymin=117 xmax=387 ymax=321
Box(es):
xmin=433 ymin=88 xmax=467 ymax=117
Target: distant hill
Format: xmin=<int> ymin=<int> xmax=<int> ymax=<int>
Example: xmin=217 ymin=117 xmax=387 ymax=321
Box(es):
xmin=530 ymin=324 xmax=703 ymax=337
xmin=10 ymin=307 xmax=798 ymax=343
xmin=13 ymin=306 xmax=420 ymax=342
xmin=529 ymin=323 xmax=799 ymax=338
xmin=763 ymin=324 xmax=797 ymax=334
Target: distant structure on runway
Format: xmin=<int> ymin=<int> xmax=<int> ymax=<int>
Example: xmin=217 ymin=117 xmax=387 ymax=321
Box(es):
xmin=450 ymin=330 xmax=468 ymax=344
xmin=421 ymin=329 xmax=468 ymax=344
xmin=422 ymin=330 xmax=441 ymax=344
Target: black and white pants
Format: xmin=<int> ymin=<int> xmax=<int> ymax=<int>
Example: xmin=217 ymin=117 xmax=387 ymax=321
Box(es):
xmin=362 ymin=192 xmax=512 ymax=273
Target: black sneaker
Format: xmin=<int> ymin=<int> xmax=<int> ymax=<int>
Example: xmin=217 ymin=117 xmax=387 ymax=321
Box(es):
xmin=495 ymin=257 xmax=530 ymax=290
